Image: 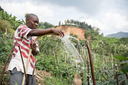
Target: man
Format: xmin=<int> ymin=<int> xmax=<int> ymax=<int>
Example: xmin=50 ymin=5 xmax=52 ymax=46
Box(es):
xmin=8 ymin=13 xmax=64 ymax=85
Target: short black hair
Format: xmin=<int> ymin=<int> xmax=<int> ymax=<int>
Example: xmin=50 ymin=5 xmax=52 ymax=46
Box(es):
xmin=26 ymin=13 xmax=38 ymax=21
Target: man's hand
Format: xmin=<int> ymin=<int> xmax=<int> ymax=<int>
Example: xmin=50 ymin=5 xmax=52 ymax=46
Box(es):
xmin=51 ymin=28 xmax=64 ymax=37
xmin=30 ymin=43 xmax=39 ymax=55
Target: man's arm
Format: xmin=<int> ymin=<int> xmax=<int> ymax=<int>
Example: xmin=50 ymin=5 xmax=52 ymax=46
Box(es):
xmin=28 ymin=28 xmax=64 ymax=37
xmin=28 ymin=28 xmax=64 ymax=55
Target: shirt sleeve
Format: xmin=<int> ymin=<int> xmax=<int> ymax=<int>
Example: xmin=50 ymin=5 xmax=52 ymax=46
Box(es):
xmin=17 ymin=25 xmax=32 ymax=39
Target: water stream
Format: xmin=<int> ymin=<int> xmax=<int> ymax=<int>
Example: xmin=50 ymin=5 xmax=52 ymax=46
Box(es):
xmin=60 ymin=34 xmax=93 ymax=85
xmin=60 ymin=35 xmax=83 ymax=65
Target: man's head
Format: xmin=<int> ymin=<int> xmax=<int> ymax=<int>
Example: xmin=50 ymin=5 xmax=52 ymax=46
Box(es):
xmin=26 ymin=14 xmax=39 ymax=29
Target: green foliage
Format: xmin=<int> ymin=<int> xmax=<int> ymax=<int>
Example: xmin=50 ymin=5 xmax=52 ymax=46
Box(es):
xmin=36 ymin=35 xmax=76 ymax=83
xmin=70 ymin=33 xmax=78 ymax=38
xmin=1 ymin=30 xmax=127 ymax=84
xmin=1 ymin=7 xmax=128 ymax=84
xmin=0 ymin=19 xmax=13 ymax=33
xmin=119 ymin=37 xmax=128 ymax=44
xmin=0 ymin=6 xmax=4 ymax=11
xmin=121 ymin=63 xmax=128 ymax=74
xmin=0 ymin=10 xmax=25 ymax=30
xmin=84 ymin=28 xmax=102 ymax=40
xmin=25 ymin=13 xmax=28 ymax=19
xmin=96 ymin=64 xmax=115 ymax=84
xmin=38 ymin=22 xmax=54 ymax=29
xmin=114 ymin=55 xmax=128 ymax=81
xmin=114 ymin=55 xmax=128 ymax=60
xmin=0 ymin=32 xmax=13 ymax=85
xmin=42 ymin=76 xmax=70 ymax=85
xmin=62 ymin=19 xmax=93 ymax=30
xmin=0 ymin=32 xmax=14 ymax=63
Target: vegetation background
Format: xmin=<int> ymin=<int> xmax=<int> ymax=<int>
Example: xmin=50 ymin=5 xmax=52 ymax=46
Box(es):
xmin=0 ymin=7 xmax=128 ymax=85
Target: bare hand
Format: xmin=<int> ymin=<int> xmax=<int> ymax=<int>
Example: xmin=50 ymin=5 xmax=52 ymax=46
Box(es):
xmin=51 ymin=28 xmax=64 ymax=37
xmin=30 ymin=43 xmax=39 ymax=55
xmin=30 ymin=43 xmax=36 ymax=51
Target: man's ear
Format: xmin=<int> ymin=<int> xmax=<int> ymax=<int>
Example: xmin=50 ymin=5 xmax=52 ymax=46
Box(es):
xmin=26 ymin=20 xmax=29 ymax=23
xmin=26 ymin=18 xmax=29 ymax=23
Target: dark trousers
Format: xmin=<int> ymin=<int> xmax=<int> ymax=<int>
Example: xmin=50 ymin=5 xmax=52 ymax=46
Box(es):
xmin=9 ymin=67 xmax=37 ymax=85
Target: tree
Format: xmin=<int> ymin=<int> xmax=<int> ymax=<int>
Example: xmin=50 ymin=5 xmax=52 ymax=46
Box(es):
xmin=0 ymin=10 xmax=25 ymax=30
xmin=0 ymin=19 xmax=12 ymax=33
xmin=0 ymin=6 xmax=4 ymax=11
xmin=119 ymin=37 xmax=128 ymax=45
xmin=38 ymin=22 xmax=54 ymax=29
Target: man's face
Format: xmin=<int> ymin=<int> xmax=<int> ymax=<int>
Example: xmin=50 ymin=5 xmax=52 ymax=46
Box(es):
xmin=26 ymin=16 xmax=39 ymax=29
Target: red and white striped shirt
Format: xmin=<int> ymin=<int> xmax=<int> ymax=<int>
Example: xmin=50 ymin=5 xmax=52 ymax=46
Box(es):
xmin=8 ymin=25 xmax=39 ymax=75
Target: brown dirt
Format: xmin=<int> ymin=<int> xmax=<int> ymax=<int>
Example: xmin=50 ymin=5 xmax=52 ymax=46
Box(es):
xmin=56 ymin=25 xmax=85 ymax=40
xmin=36 ymin=70 xmax=52 ymax=85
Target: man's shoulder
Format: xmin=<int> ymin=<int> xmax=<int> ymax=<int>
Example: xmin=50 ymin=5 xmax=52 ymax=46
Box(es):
xmin=16 ymin=25 xmax=28 ymax=32
xmin=18 ymin=25 xmax=27 ymax=29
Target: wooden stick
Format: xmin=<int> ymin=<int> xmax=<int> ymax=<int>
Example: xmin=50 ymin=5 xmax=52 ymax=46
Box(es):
xmin=81 ymin=47 xmax=89 ymax=85
xmin=22 ymin=36 xmax=40 ymax=85
xmin=22 ymin=48 xmax=32 ymax=85
xmin=65 ymin=56 xmax=72 ymax=85
xmin=0 ymin=42 xmax=17 ymax=85
xmin=86 ymin=40 xmax=96 ymax=85
xmin=54 ymin=48 xmax=57 ymax=77
xmin=31 ymin=61 xmax=36 ymax=85
xmin=78 ymin=43 xmax=84 ymax=85
xmin=115 ymin=64 xmax=119 ymax=85
xmin=18 ymin=45 xmax=28 ymax=85
xmin=87 ymin=56 xmax=90 ymax=85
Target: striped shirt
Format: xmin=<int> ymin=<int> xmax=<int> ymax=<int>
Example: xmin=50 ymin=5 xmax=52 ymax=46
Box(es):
xmin=8 ymin=25 xmax=39 ymax=75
